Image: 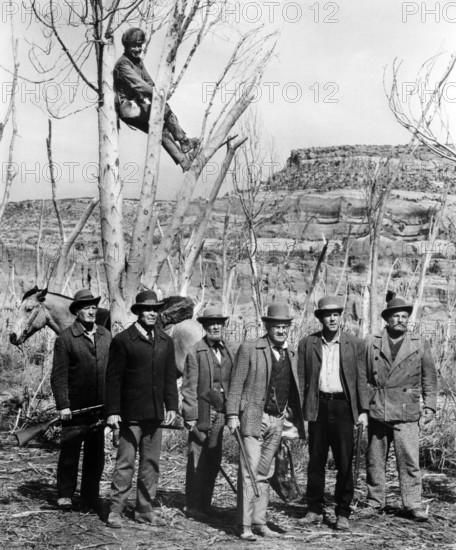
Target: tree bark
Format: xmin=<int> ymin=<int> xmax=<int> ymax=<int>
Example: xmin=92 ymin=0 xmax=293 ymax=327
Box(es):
xmin=124 ymin=1 xmax=180 ymax=301
xmin=97 ymin=36 xmax=126 ymax=330
xmin=144 ymin=88 xmax=256 ymax=289
xmin=178 ymin=137 xmax=246 ymax=296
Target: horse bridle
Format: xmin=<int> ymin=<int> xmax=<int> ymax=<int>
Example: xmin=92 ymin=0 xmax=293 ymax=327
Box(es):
xmin=21 ymin=300 xmax=61 ymax=340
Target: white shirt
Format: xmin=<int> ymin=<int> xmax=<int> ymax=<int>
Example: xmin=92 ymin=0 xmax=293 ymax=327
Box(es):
xmin=319 ymin=333 xmax=343 ymax=393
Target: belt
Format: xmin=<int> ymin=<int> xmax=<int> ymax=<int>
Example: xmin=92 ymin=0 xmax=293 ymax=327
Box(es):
xmin=319 ymin=391 xmax=346 ymax=400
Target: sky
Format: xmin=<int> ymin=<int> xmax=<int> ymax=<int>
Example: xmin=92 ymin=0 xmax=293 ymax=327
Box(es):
xmin=2 ymin=0 xmax=456 ymax=202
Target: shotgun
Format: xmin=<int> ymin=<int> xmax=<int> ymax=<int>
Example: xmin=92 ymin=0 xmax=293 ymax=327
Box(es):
xmin=14 ymin=404 xmax=103 ymax=446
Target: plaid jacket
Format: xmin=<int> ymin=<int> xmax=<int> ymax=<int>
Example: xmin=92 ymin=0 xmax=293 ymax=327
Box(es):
xmin=226 ymin=335 xmax=305 ymax=438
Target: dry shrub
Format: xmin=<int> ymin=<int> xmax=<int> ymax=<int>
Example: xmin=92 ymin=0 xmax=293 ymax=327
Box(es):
xmin=420 ymin=393 xmax=456 ymax=471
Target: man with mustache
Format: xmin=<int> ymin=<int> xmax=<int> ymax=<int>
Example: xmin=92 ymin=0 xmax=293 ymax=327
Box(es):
xmin=182 ymin=306 xmax=235 ymax=520
xmin=364 ymin=297 xmax=437 ymax=521
xmin=297 ymin=296 xmax=369 ymax=530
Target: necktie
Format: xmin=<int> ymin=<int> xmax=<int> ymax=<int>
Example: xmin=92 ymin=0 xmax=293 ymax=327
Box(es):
xmin=146 ymin=330 xmax=154 ymax=343
xmin=275 ymin=346 xmax=284 ymax=359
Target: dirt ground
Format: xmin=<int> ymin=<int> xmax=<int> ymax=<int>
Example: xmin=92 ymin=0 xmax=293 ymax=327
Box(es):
xmin=0 ymin=432 xmax=455 ymax=550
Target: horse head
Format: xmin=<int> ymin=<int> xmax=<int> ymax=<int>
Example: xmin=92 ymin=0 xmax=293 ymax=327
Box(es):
xmin=9 ymin=287 xmax=56 ymax=346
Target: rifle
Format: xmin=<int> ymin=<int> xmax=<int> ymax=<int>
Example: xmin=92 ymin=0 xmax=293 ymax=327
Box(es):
xmin=354 ymin=423 xmax=363 ymax=490
xmin=59 ymin=420 xmax=187 ymax=443
xmin=14 ymin=405 xmax=103 ymax=447
xmin=16 ymin=410 xmax=188 ymax=446
xmin=200 ymin=389 xmax=258 ymax=498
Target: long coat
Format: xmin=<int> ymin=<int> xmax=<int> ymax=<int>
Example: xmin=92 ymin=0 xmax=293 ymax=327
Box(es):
xmin=104 ymin=324 xmax=179 ymax=422
xmin=181 ymin=337 xmax=235 ymax=431
xmin=226 ymin=335 xmax=305 ymax=438
xmin=297 ymin=331 xmax=370 ymax=422
xmin=366 ymin=331 xmax=437 ymax=422
xmin=51 ymin=322 xmax=111 ymax=423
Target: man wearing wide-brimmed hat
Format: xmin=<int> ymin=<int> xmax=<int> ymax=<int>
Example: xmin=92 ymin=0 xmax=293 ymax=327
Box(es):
xmin=181 ymin=306 xmax=235 ymax=520
xmin=297 ymin=296 xmax=369 ymax=530
xmin=364 ymin=296 xmax=437 ymax=522
xmin=105 ymin=290 xmax=179 ymax=528
xmin=226 ymin=302 xmax=305 ymax=541
xmin=51 ymin=289 xmax=112 ymax=512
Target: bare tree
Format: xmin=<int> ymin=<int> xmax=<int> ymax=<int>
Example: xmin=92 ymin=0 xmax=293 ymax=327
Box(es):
xmin=231 ymin=111 xmax=278 ymax=325
xmin=42 ymin=120 xmax=100 ymax=292
xmin=177 ymin=135 xmax=247 ymax=296
xmin=385 ymin=53 xmax=456 ymax=329
xmin=26 ymin=0 xmax=277 ymax=328
xmin=0 ymin=1 xmax=19 ymax=222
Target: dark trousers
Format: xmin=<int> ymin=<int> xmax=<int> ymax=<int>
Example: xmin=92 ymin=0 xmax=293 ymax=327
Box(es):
xmin=307 ymin=398 xmax=354 ymax=518
xmin=121 ymin=103 xmax=185 ymax=140
xmin=110 ymin=422 xmax=163 ymax=518
xmin=57 ymin=426 xmax=105 ymax=501
xmin=185 ymin=412 xmax=224 ymax=511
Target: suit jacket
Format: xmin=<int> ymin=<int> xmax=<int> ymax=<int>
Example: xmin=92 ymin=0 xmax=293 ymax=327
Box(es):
xmin=298 ymin=331 xmax=369 ymax=423
xmin=104 ymin=324 xmax=179 ymax=422
xmin=366 ymin=331 xmax=437 ymax=422
xmin=51 ymin=322 xmax=111 ymax=425
xmin=226 ymin=335 xmax=305 ymax=438
xmin=181 ymin=337 xmax=235 ymax=431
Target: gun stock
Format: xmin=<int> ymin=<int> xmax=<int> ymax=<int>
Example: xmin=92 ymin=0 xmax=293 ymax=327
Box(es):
xmin=14 ymin=418 xmax=59 ymax=447
xmin=14 ymin=404 xmax=104 ymax=447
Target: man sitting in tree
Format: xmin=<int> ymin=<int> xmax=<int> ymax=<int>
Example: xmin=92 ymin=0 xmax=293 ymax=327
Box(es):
xmin=114 ymin=27 xmax=199 ymax=172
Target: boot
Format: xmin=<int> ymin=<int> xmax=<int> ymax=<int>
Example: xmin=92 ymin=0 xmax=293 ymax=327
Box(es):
xmin=162 ymin=131 xmax=191 ymax=172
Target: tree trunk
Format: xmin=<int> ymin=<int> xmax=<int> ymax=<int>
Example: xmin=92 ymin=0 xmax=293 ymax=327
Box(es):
xmin=124 ymin=2 xmax=180 ymax=301
xmin=97 ymin=38 xmax=126 ymax=331
xmin=178 ymin=139 xmax=245 ymax=296
xmin=144 ymin=91 xmax=254 ymax=289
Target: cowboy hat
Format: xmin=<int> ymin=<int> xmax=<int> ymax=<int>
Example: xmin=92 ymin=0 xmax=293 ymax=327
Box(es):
xmin=130 ymin=290 xmax=164 ymax=315
xmin=197 ymin=306 xmax=229 ymax=324
xmin=261 ymin=302 xmax=293 ymax=323
xmin=69 ymin=289 xmax=101 ymax=315
xmin=381 ymin=297 xmax=413 ymax=320
xmin=314 ymin=296 xmax=344 ymax=318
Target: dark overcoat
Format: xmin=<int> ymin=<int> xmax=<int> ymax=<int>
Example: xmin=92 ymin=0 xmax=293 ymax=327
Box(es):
xmin=51 ymin=321 xmax=111 ymax=423
xmin=297 ymin=331 xmax=370 ymax=422
xmin=366 ymin=331 xmax=437 ymax=422
xmin=181 ymin=337 xmax=235 ymax=431
xmin=104 ymin=324 xmax=179 ymax=422
xmin=226 ymin=335 xmax=305 ymax=438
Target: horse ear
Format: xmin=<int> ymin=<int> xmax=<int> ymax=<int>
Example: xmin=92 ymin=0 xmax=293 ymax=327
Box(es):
xmin=37 ymin=288 xmax=48 ymax=302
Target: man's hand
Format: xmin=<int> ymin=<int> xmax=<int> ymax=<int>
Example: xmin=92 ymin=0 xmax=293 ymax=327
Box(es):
xmin=227 ymin=415 xmax=240 ymax=434
xmin=164 ymin=410 xmax=177 ymax=425
xmin=419 ymin=408 xmax=435 ymax=429
xmin=107 ymin=415 xmax=122 ymax=430
xmin=357 ymin=412 xmax=369 ymax=430
xmin=59 ymin=408 xmax=72 ymax=421
xmin=184 ymin=420 xmax=197 ymax=430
